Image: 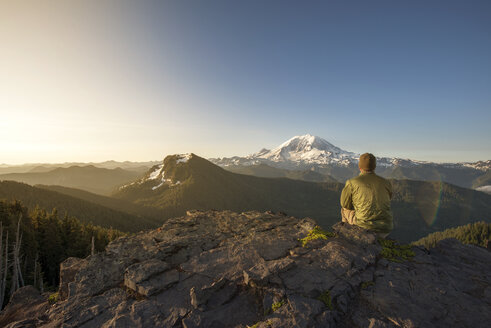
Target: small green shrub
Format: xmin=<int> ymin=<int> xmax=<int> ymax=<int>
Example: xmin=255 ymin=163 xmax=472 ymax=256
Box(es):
xmin=378 ymin=238 xmax=415 ymax=262
xmin=299 ymin=226 xmax=335 ymax=247
xmin=271 ymin=299 xmax=285 ymax=312
xmin=317 ymin=290 xmax=333 ymax=310
xmin=249 ymin=320 xmax=273 ymax=328
xmin=361 ymin=281 xmax=375 ymax=289
xmin=48 ymin=292 xmax=59 ymax=304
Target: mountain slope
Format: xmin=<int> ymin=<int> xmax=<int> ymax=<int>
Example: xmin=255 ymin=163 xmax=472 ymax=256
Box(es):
xmin=390 ymin=179 xmax=491 ymax=241
xmin=0 ymin=181 xmax=159 ymax=232
xmin=378 ymin=164 xmax=485 ymax=189
xmin=114 ymin=154 xmax=343 ymax=223
xmin=36 ymin=185 xmax=165 ymax=220
xmin=115 ymin=154 xmax=491 ymax=242
xmin=472 ymin=170 xmax=491 ymax=188
xmin=0 ymin=165 xmax=141 ymax=195
xmin=224 ymin=163 xmax=338 ymax=182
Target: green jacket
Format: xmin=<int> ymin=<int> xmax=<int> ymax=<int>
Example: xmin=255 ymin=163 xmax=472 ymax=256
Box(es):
xmin=340 ymin=172 xmax=393 ymax=233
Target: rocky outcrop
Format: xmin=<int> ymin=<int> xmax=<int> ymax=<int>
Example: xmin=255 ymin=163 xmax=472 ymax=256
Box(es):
xmin=1 ymin=210 xmax=490 ymax=327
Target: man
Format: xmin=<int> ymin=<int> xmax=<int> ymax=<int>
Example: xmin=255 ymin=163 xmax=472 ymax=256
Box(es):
xmin=340 ymin=153 xmax=393 ymax=238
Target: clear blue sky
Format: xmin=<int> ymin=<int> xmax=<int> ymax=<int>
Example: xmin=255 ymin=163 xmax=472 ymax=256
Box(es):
xmin=1 ymin=0 xmax=490 ymax=163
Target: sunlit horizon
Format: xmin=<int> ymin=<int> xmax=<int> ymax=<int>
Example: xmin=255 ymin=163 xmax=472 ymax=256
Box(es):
xmin=1 ymin=1 xmax=490 ymax=165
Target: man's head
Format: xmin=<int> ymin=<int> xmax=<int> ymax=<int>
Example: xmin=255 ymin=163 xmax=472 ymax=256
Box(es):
xmin=359 ymin=153 xmax=376 ymax=173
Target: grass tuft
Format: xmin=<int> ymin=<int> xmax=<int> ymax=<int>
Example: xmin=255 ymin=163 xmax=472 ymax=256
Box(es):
xmin=48 ymin=291 xmax=59 ymax=304
xmin=361 ymin=281 xmax=375 ymax=289
xmin=378 ymin=238 xmax=415 ymax=262
xmin=317 ymin=290 xmax=333 ymax=310
xmin=299 ymin=226 xmax=335 ymax=247
xmin=271 ymin=299 xmax=285 ymax=312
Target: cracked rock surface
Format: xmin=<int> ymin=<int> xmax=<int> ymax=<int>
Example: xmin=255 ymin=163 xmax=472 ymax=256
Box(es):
xmin=1 ymin=210 xmax=490 ymax=327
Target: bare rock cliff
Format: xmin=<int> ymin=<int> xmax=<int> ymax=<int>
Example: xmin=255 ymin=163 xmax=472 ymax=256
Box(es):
xmin=1 ymin=210 xmax=490 ymax=327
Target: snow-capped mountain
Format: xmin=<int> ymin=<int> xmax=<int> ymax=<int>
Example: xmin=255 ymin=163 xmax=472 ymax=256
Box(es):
xmin=211 ymin=134 xmax=362 ymax=168
xmin=251 ymin=134 xmax=358 ymax=165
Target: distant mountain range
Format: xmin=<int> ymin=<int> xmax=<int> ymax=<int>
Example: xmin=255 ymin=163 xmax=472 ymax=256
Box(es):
xmin=115 ymin=153 xmax=491 ymax=242
xmin=2 ymin=134 xmax=489 ymax=192
xmin=209 ymin=134 xmax=491 ymax=190
xmin=0 ymin=160 xmax=157 ymax=175
xmin=0 ymin=165 xmax=143 ymax=195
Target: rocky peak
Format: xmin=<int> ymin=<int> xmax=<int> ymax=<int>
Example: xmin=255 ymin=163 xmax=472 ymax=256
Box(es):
xmin=1 ymin=210 xmax=490 ymax=327
xmin=463 ymin=159 xmax=491 ymax=171
xmin=119 ymin=154 xmax=204 ymax=192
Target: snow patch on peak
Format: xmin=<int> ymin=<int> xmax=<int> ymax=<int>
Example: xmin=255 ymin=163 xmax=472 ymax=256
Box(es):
xmin=476 ymin=185 xmax=491 ymax=194
xmin=176 ymin=153 xmax=192 ymax=164
xmin=277 ymin=134 xmax=321 ymax=149
xmin=148 ymin=164 xmax=164 ymax=180
xmin=152 ymin=181 xmax=165 ymax=190
xmin=119 ymin=158 xmax=186 ymax=191
xmin=462 ymin=160 xmax=491 ymax=171
xmin=119 ymin=181 xmax=140 ymax=190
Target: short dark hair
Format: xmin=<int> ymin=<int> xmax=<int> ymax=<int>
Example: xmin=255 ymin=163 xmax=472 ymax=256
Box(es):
xmin=359 ymin=153 xmax=376 ymax=171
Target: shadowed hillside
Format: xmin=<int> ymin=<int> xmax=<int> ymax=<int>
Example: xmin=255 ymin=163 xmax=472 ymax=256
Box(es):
xmin=0 ymin=181 xmax=159 ymax=232
xmin=390 ymin=179 xmax=491 ymax=241
xmin=37 ymin=184 xmax=165 ymax=220
xmin=225 ymin=163 xmax=338 ymax=183
xmin=114 ymin=154 xmax=343 ymax=225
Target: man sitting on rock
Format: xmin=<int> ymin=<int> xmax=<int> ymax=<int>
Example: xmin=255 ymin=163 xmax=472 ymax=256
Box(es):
xmin=340 ymin=153 xmax=393 ymax=238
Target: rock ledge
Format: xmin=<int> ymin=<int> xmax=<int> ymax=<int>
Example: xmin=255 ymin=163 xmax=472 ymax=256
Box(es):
xmin=1 ymin=210 xmax=490 ymax=327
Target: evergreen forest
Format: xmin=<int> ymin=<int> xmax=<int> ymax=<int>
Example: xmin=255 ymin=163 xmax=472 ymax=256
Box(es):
xmin=413 ymin=221 xmax=490 ymax=249
xmin=0 ymin=200 xmax=123 ymax=309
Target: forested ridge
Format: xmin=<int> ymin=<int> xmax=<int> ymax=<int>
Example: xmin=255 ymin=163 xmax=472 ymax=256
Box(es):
xmin=0 ymin=200 xmax=123 ymax=309
xmin=0 ymin=181 xmax=160 ymax=232
xmin=413 ymin=221 xmax=490 ymax=249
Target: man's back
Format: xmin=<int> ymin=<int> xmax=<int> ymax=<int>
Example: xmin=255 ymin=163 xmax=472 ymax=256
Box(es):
xmin=341 ymin=172 xmax=393 ymax=233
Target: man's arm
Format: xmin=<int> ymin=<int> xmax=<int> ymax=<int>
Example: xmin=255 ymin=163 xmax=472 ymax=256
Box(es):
xmin=340 ymin=180 xmax=354 ymax=210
